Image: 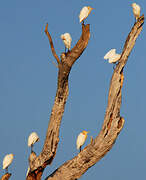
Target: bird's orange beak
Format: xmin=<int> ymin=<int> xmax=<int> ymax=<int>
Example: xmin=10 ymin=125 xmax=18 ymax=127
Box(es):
xmin=90 ymin=8 xmax=94 ymax=11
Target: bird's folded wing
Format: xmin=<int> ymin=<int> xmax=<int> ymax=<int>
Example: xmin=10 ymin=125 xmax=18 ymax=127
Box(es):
xmin=104 ymin=49 xmax=116 ymax=59
xmin=108 ymin=54 xmax=121 ymax=63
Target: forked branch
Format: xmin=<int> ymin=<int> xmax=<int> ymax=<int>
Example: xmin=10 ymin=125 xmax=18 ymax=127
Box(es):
xmin=26 ymin=24 xmax=90 ymax=180
xmin=45 ymin=15 xmax=144 ymax=180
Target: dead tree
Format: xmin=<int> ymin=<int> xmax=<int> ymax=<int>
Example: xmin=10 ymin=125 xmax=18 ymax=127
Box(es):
xmin=44 ymin=15 xmax=144 ymax=180
xmin=1 ymin=14 xmax=144 ymax=180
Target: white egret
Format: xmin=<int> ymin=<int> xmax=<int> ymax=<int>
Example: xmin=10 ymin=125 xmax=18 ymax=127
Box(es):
xmin=79 ymin=6 xmax=93 ymax=24
xmin=76 ymin=130 xmax=89 ymax=152
xmin=28 ymin=132 xmax=39 ymax=152
xmin=132 ymin=3 xmax=141 ymax=22
xmin=104 ymin=49 xmax=121 ymax=64
xmin=3 ymin=154 xmax=14 ymax=173
xmin=60 ymin=33 xmax=72 ymax=53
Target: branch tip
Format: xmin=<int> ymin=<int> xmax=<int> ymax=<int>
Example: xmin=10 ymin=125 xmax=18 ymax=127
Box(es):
xmin=45 ymin=23 xmax=48 ymax=34
xmin=90 ymin=136 xmax=94 ymax=144
xmin=44 ymin=24 xmax=60 ymax=64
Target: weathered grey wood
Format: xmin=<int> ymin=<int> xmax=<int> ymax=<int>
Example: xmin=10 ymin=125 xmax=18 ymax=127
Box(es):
xmin=26 ymin=24 xmax=90 ymax=180
xmin=45 ymin=15 xmax=144 ymax=180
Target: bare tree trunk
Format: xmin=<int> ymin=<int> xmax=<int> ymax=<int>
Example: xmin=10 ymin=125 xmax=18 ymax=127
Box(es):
xmin=26 ymin=15 xmax=144 ymax=180
xmin=26 ymin=23 xmax=90 ymax=180
xmin=44 ymin=15 xmax=144 ymax=180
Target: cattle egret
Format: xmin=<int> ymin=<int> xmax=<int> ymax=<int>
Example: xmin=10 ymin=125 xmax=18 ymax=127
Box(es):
xmin=60 ymin=33 xmax=72 ymax=53
xmin=79 ymin=6 xmax=93 ymax=24
xmin=76 ymin=130 xmax=89 ymax=152
xmin=28 ymin=132 xmax=39 ymax=152
xmin=104 ymin=49 xmax=121 ymax=64
xmin=3 ymin=154 xmax=14 ymax=173
xmin=132 ymin=3 xmax=141 ymax=21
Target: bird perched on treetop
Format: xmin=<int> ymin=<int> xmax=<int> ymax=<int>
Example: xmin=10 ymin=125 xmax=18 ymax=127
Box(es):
xmin=3 ymin=154 xmax=14 ymax=173
xmin=28 ymin=132 xmax=39 ymax=152
xmin=76 ymin=130 xmax=89 ymax=152
xmin=104 ymin=49 xmax=121 ymax=64
xmin=131 ymin=3 xmax=141 ymax=22
xmin=60 ymin=33 xmax=72 ymax=53
xmin=79 ymin=6 xmax=93 ymax=24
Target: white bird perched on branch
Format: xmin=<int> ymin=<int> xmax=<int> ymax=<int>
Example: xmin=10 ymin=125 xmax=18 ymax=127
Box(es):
xmin=60 ymin=33 xmax=72 ymax=53
xmin=131 ymin=3 xmax=141 ymax=22
xmin=104 ymin=49 xmax=121 ymax=64
xmin=79 ymin=6 xmax=93 ymax=24
xmin=3 ymin=154 xmax=14 ymax=173
xmin=76 ymin=130 xmax=89 ymax=152
xmin=28 ymin=132 xmax=39 ymax=152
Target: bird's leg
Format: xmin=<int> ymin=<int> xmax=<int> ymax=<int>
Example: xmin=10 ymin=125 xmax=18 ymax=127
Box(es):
xmin=5 ymin=167 xmax=8 ymax=174
xmin=113 ymin=63 xmax=116 ymax=70
xmin=82 ymin=20 xmax=85 ymax=25
xmin=65 ymin=47 xmax=67 ymax=54
xmin=113 ymin=61 xmax=119 ymax=70
xmin=80 ymin=146 xmax=82 ymax=152
xmin=31 ymin=144 xmax=33 ymax=153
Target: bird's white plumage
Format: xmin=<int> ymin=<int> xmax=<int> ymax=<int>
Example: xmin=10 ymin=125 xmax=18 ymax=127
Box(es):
xmin=108 ymin=54 xmax=121 ymax=63
xmin=28 ymin=132 xmax=39 ymax=147
xmin=104 ymin=49 xmax=116 ymax=59
xmin=60 ymin=33 xmax=72 ymax=50
xmin=79 ymin=6 xmax=89 ymax=23
xmin=3 ymin=154 xmax=14 ymax=170
xmin=79 ymin=6 xmax=93 ymax=23
xmin=76 ymin=131 xmax=88 ymax=150
xmin=104 ymin=49 xmax=121 ymax=63
xmin=76 ymin=133 xmax=85 ymax=149
xmin=132 ymin=3 xmax=141 ymax=20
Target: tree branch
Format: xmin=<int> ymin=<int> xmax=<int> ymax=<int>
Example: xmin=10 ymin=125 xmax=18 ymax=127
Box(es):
xmin=45 ymin=15 xmax=144 ymax=180
xmin=26 ymin=24 xmax=90 ymax=179
xmin=0 ymin=173 xmax=11 ymax=180
xmin=45 ymin=23 xmax=60 ymax=64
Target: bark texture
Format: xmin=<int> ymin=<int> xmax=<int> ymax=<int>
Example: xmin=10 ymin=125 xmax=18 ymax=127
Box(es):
xmin=26 ymin=24 xmax=90 ymax=180
xmin=0 ymin=173 xmax=11 ymax=180
xmin=44 ymin=15 xmax=144 ymax=180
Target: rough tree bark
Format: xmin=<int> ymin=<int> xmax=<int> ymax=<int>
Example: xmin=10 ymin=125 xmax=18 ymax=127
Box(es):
xmin=44 ymin=15 xmax=144 ymax=180
xmin=1 ymin=15 xmax=144 ymax=180
xmin=0 ymin=173 xmax=11 ymax=180
xmin=26 ymin=23 xmax=90 ymax=180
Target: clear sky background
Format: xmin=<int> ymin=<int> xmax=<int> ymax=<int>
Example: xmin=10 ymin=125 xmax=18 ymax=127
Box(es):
xmin=0 ymin=0 xmax=146 ymax=179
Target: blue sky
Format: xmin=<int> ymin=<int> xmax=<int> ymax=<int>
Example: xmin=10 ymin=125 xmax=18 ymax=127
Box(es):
xmin=0 ymin=0 xmax=146 ymax=179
